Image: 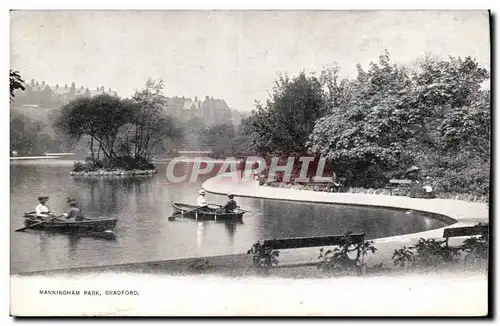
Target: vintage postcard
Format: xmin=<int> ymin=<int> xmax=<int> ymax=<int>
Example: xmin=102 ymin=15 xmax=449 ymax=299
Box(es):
xmin=9 ymin=10 xmax=490 ymax=316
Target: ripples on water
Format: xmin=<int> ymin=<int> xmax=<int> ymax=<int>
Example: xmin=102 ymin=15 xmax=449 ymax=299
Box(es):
xmin=10 ymin=161 xmax=449 ymax=273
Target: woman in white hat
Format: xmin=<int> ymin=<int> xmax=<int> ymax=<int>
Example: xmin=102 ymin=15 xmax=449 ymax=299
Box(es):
xmin=197 ymin=189 xmax=208 ymax=207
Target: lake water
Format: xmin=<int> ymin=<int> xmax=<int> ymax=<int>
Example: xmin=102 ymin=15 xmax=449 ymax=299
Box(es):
xmin=10 ymin=160 xmax=449 ymax=273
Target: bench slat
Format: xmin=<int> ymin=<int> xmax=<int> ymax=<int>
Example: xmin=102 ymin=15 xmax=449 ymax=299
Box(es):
xmin=443 ymin=225 xmax=489 ymax=238
xmin=262 ymin=233 xmax=365 ymax=250
xmin=389 ymin=179 xmax=413 ymax=185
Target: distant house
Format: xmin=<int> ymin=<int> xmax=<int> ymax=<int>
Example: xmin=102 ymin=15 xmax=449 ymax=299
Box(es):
xmin=12 ymin=79 xmax=119 ymax=107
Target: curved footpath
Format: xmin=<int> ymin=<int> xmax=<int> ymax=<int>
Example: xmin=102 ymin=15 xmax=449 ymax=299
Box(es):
xmin=202 ymin=173 xmax=489 ymax=267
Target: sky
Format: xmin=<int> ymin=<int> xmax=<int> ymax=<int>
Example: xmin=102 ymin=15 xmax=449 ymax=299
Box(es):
xmin=10 ymin=10 xmax=490 ymax=111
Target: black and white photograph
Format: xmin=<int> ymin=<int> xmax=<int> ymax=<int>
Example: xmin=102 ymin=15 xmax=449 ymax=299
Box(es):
xmin=8 ymin=9 xmax=490 ymax=316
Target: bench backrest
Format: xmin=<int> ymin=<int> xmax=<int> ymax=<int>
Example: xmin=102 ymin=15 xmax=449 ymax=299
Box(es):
xmin=262 ymin=233 xmax=365 ymax=250
xmin=443 ymin=225 xmax=489 ymax=238
xmin=389 ymin=179 xmax=413 ymax=185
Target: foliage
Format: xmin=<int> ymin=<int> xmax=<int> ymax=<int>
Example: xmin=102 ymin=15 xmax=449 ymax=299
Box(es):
xmin=317 ymin=233 xmax=377 ymax=275
xmin=307 ymin=51 xmax=490 ymax=195
xmin=392 ymin=223 xmax=489 ymax=270
xmin=55 ymin=78 xmax=183 ymax=168
xmin=10 ymin=70 xmax=25 ymax=102
xmin=10 ymin=112 xmax=56 ymax=155
xmin=391 ymin=246 xmax=414 ymax=268
xmin=233 ymin=115 xmax=260 ymax=156
xmin=199 ymin=123 xmax=236 ymax=158
xmin=54 ymin=94 xmax=136 ymax=161
xmin=461 ymin=223 xmax=489 ymax=264
xmin=181 ymin=117 xmax=206 ymax=150
xmin=249 ymin=71 xmax=327 ymax=155
xmin=72 ymin=161 xmax=86 ymax=172
xmin=128 ymin=79 xmax=184 ymax=159
xmin=411 ymin=238 xmax=461 ymax=268
xmin=247 ymin=242 xmax=279 ymax=274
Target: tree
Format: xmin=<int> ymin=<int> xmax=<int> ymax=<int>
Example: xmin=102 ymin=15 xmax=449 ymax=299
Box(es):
xmin=55 ymin=94 xmax=136 ymax=161
xmin=199 ymin=123 xmax=236 ymax=158
xmin=309 ymin=51 xmax=414 ymax=186
xmin=233 ymin=115 xmax=260 ymax=157
xmin=10 ymin=112 xmax=56 ymax=155
xmin=308 ymin=51 xmax=490 ymax=193
xmin=249 ymin=71 xmax=327 ymax=155
xmin=182 ymin=117 xmax=206 ymax=150
xmin=10 ymin=70 xmax=25 ymax=102
xmin=129 ymin=79 xmax=183 ymax=159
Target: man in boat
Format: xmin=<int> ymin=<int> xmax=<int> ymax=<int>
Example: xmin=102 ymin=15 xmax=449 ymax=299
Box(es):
xmin=35 ymin=196 xmax=54 ymax=219
xmin=63 ymin=199 xmax=85 ymax=221
xmin=222 ymin=193 xmax=238 ymax=213
xmin=197 ymin=189 xmax=208 ymax=207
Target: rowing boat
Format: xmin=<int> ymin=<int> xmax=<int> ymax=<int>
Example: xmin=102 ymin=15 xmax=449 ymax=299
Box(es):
xmin=171 ymin=202 xmax=244 ymax=221
xmin=23 ymin=213 xmax=117 ymax=233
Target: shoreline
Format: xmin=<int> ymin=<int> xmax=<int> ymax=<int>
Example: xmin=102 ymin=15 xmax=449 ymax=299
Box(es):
xmin=201 ymin=172 xmax=489 ymax=267
xmin=11 ymin=172 xmax=489 ymax=278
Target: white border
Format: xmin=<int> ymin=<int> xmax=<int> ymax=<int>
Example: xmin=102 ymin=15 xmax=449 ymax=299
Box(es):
xmin=3 ymin=1 xmax=497 ymax=322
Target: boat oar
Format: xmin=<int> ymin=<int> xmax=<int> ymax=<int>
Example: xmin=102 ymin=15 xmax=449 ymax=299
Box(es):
xmin=15 ymin=215 xmax=62 ymax=232
xmin=208 ymin=203 xmax=252 ymax=213
xmin=168 ymin=207 xmax=200 ymax=221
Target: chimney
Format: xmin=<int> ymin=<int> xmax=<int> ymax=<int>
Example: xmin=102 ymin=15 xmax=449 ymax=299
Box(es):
xmin=81 ymin=85 xmax=84 ymax=89
xmin=109 ymin=88 xmax=111 ymax=92
xmin=41 ymin=81 xmax=45 ymax=87
xmin=30 ymin=79 xmax=34 ymax=87
xmin=65 ymin=84 xmax=68 ymax=89
xmin=55 ymin=84 xmax=59 ymax=89
xmin=36 ymin=81 xmax=39 ymax=86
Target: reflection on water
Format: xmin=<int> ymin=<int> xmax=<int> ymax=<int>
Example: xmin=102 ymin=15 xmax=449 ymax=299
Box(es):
xmin=10 ymin=161 xmax=449 ymax=273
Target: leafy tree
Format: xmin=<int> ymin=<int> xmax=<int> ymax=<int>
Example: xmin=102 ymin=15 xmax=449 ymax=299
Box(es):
xmin=309 ymin=51 xmax=414 ymax=186
xmin=182 ymin=117 xmax=206 ymax=150
xmin=10 ymin=70 xmax=25 ymax=102
xmin=199 ymin=123 xmax=236 ymax=158
xmin=233 ymin=115 xmax=260 ymax=157
xmin=55 ymin=94 xmax=136 ymax=161
xmin=250 ymin=71 xmax=327 ymax=155
xmin=308 ymin=51 xmax=490 ymax=192
xmin=10 ymin=112 xmax=56 ymax=155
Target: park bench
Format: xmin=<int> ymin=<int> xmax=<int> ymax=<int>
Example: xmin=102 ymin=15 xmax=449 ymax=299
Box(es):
xmin=442 ymin=224 xmax=489 ymax=247
xmin=261 ymin=232 xmax=365 ymax=250
xmin=385 ymin=178 xmax=412 ymax=195
xmin=248 ymin=233 xmax=366 ymax=272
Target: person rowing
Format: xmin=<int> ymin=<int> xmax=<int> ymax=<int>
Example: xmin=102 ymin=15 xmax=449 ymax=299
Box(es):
xmin=222 ymin=193 xmax=238 ymax=213
xmin=63 ymin=198 xmax=85 ymax=221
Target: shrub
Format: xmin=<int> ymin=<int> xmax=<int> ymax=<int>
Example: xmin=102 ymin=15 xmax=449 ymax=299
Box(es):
xmin=461 ymin=223 xmax=489 ymax=265
xmin=317 ymin=232 xmax=377 ymax=275
xmin=247 ymin=242 xmax=279 ymax=274
xmin=103 ymin=155 xmax=156 ymax=171
xmin=72 ymin=161 xmax=85 ymax=172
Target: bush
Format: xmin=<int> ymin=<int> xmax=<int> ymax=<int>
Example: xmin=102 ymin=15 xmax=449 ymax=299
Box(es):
xmin=103 ymin=155 xmax=155 ymax=171
xmin=72 ymin=161 xmax=85 ymax=172
xmin=392 ymin=223 xmax=489 ymax=271
xmin=247 ymin=242 xmax=279 ymax=274
xmin=317 ymin=232 xmax=377 ymax=275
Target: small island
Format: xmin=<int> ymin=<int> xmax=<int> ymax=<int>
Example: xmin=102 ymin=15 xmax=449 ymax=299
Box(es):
xmin=54 ymin=79 xmax=181 ymax=178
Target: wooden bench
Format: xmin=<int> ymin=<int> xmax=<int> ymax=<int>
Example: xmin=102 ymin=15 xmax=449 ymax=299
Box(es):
xmin=385 ymin=178 xmax=412 ymax=195
xmin=443 ymin=224 xmax=489 ymax=247
xmin=262 ymin=233 xmax=365 ymax=250
xmin=443 ymin=225 xmax=489 ymax=238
